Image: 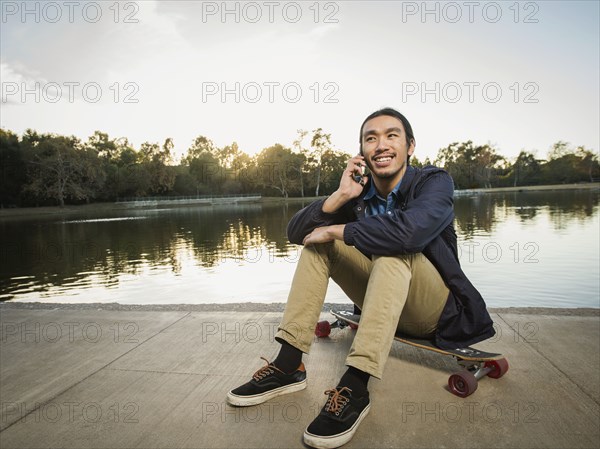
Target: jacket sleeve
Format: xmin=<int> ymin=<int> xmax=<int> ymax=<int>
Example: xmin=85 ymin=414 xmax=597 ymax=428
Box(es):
xmin=343 ymin=171 xmax=454 ymax=255
xmin=287 ymin=199 xmax=352 ymax=245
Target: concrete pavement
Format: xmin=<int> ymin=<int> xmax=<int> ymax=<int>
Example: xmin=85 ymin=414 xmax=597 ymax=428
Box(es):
xmin=0 ymin=304 xmax=598 ymax=449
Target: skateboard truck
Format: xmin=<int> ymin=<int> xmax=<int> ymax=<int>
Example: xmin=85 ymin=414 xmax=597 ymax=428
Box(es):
xmin=448 ymin=358 xmax=509 ymax=398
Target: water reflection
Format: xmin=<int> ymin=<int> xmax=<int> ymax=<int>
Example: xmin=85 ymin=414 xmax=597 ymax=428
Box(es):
xmin=453 ymin=190 xmax=598 ymax=237
xmin=0 ymin=190 xmax=598 ymax=307
xmin=0 ymin=203 xmax=303 ymax=300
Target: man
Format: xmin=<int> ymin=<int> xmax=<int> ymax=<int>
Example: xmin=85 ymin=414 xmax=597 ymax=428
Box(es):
xmin=227 ymin=108 xmax=495 ymax=449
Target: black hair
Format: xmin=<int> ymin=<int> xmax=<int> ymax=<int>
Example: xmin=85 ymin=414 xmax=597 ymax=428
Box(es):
xmin=359 ymin=108 xmax=415 ymax=161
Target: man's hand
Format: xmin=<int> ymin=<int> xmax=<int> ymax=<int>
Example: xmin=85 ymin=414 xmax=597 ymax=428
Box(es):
xmin=303 ymin=225 xmax=345 ymax=246
xmin=322 ymin=155 xmax=368 ymax=213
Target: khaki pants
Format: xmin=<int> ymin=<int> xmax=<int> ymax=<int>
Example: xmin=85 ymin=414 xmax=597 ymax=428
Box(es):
xmin=275 ymin=240 xmax=449 ymax=379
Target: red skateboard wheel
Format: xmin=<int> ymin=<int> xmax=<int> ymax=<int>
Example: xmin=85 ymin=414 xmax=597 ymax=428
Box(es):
xmin=448 ymin=371 xmax=478 ymax=398
xmin=485 ymin=358 xmax=509 ymax=379
xmin=315 ymin=320 xmax=331 ymax=338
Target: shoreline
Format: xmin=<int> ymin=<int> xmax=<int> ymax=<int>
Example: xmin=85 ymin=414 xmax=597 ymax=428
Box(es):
xmin=453 ymin=182 xmax=600 ymax=195
xmin=1 ymin=183 xmax=598 ymax=219
xmin=1 ymin=301 xmax=598 ymax=316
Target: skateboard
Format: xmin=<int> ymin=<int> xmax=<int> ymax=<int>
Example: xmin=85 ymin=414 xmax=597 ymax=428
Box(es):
xmin=315 ymin=310 xmax=509 ymax=398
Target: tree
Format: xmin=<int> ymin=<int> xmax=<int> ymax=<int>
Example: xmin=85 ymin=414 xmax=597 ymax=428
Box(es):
xmin=184 ymin=135 xmax=218 ymax=162
xmin=137 ymin=139 xmax=176 ymax=194
xmin=474 ymin=145 xmax=505 ymax=188
xmin=409 ymin=155 xmax=432 ymax=169
xmin=255 ymin=144 xmax=302 ymax=197
xmin=105 ymin=137 xmax=136 ymax=200
xmin=511 ymin=151 xmax=541 ymax=186
xmin=84 ymin=131 xmax=121 ymax=201
xmin=547 ymin=141 xmax=571 ymax=160
xmin=541 ymin=142 xmax=600 ymax=184
xmin=216 ymin=142 xmax=247 ymax=193
xmin=574 ymin=146 xmax=599 ymax=183
xmin=319 ymin=149 xmax=352 ymax=194
xmin=216 ymin=142 xmax=242 ymax=169
xmin=0 ymin=129 xmax=26 ymax=207
xmin=77 ymin=146 xmax=107 ymax=203
xmin=230 ymin=150 xmax=257 ymax=194
xmin=86 ymin=131 xmax=118 ymax=161
xmin=309 ymin=128 xmax=332 ymax=196
xmin=291 ymin=129 xmax=310 ymax=197
xmin=435 ymin=141 xmax=504 ymax=189
xmin=171 ymin=165 xmax=197 ymax=196
xmin=22 ymin=132 xmax=105 ymax=206
xmin=183 ymin=136 xmax=222 ymax=195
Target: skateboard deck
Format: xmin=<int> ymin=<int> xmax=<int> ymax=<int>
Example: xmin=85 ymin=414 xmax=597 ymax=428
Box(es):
xmin=315 ymin=309 xmax=509 ymax=398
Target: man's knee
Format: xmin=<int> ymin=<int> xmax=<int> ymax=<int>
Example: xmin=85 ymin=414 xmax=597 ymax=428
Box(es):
xmin=372 ymin=252 xmax=429 ymax=267
xmin=300 ymin=241 xmax=335 ymax=260
xmin=371 ymin=253 xmax=412 ymax=267
xmin=305 ymin=239 xmax=357 ymax=260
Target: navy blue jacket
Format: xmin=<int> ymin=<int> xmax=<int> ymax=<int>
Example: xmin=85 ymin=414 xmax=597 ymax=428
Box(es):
xmin=287 ymin=165 xmax=495 ymax=349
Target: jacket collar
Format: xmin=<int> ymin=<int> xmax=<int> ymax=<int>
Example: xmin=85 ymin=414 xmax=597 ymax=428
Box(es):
xmin=352 ymin=165 xmax=417 ymax=218
xmin=398 ymin=165 xmax=416 ymax=200
xmin=363 ymin=177 xmax=403 ymax=201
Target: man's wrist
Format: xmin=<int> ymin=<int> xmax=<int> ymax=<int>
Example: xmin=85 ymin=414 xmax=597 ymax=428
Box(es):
xmin=322 ymin=190 xmax=350 ymax=213
xmin=327 ymin=224 xmax=345 ymax=241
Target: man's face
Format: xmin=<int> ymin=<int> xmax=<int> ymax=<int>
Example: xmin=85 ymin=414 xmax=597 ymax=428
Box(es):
xmin=361 ymin=115 xmax=415 ymax=181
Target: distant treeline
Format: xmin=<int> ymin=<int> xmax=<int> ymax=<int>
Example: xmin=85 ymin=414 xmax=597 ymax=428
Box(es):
xmin=1 ymin=128 xmax=598 ymax=207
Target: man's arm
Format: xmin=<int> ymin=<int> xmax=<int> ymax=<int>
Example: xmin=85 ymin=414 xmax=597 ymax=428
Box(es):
xmin=302 ymin=224 xmax=345 ymax=246
xmin=343 ymin=171 xmax=454 ymax=255
xmin=286 ymin=200 xmax=348 ymax=245
xmin=287 ymin=155 xmax=367 ymax=245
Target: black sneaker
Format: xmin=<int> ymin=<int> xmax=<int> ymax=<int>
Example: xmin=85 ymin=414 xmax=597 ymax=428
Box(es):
xmin=303 ymin=386 xmax=371 ymax=449
xmin=226 ymin=357 xmax=307 ymax=406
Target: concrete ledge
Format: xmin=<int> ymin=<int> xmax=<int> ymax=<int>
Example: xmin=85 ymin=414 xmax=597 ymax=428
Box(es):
xmin=1 ymin=306 xmax=598 ymax=448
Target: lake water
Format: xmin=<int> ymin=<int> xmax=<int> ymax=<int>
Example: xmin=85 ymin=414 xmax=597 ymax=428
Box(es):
xmin=1 ymin=190 xmax=599 ymax=308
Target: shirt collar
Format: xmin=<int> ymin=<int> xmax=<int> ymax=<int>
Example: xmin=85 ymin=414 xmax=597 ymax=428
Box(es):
xmin=363 ymin=176 xmax=403 ymax=201
xmin=363 ymin=179 xmax=378 ymax=201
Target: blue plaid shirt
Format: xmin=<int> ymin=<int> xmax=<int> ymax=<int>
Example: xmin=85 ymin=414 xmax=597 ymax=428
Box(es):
xmin=364 ymin=179 xmax=403 ymax=217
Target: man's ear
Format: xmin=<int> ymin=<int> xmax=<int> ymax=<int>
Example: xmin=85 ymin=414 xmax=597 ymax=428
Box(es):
xmin=408 ymin=139 xmax=416 ymax=156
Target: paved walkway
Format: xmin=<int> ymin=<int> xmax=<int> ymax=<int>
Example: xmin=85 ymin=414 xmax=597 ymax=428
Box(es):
xmin=0 ymin=305 xmax=598 ymax=448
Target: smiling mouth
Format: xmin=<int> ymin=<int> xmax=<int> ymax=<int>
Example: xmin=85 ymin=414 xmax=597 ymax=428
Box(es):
xmin=373 ymin=155 xmax=394 ymax=164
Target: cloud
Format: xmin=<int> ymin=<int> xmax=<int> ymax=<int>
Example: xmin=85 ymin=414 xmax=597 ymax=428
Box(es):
xmin=0 ymin=61 xmax=50 ymax=104
xmin=1 ymin=2 xmax=598 ymax=161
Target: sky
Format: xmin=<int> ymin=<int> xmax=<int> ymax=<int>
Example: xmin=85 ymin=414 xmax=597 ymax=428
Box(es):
xmin=1 ymin=0 xmax=599 ymax=163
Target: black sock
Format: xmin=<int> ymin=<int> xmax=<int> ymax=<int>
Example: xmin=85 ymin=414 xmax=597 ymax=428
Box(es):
xmin=273 ymin=340 xmax=302 ymax=374
xmin=338 ymin=366 xmax=370 ymax=397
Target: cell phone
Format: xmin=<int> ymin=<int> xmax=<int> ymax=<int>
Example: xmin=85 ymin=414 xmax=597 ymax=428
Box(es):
xmin=353 ymin=163 xmax=367 ymax=185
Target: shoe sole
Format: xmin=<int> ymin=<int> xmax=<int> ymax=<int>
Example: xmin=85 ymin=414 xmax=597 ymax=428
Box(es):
xmin=226 ymin=379 xmax=307 ymax=407
xmin=302 ymin=403 xmax=371 ymax=449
